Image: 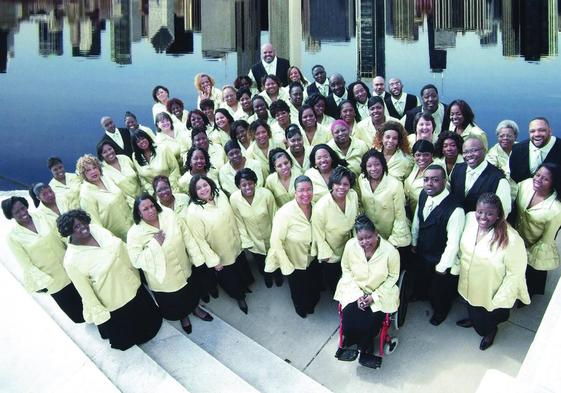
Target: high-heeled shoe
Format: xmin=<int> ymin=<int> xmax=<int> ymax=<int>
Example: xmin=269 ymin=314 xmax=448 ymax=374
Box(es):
xmin=194 ymin=307 xmax=213 ymax=322
xmin=479 ymin=329 xmax=497 ymax=351
xmin=210 ymin=288 xmax=219 ymax=299
xmin=181 ymin=323 xmax=192 ymax=334
xmin=238 ymin=299 xmax=248 ymax=314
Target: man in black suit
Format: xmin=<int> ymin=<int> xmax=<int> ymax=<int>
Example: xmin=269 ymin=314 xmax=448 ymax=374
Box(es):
xmin=411 ymin=165 xmax=465 ymax=326
xmin=325 ymin=73 xmax=347 ymax=119
xmin=98 ymin=116 xmax=133 ymax=158
xmin=372 ymin=76 xmax=388 ymax=100
xmin=248 ymin=43 xmax=290 ymax=91
xmin=449 ymin=137 xmax=511 ymax=215
xmin=509 ymin=117 xmax=561 ymax=183
xmin=306 ymin=64 xmax=330 ymax=97
xmin=403 ymin=84 xmax=449 ymax=134
xmin=385 ymin=78 xmax=419 ymax=119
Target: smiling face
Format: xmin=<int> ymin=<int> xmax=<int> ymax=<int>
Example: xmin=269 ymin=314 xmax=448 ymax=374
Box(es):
xmin=366 ymin=156 xmax=384 ymax=181
xmin=301 ymin=108 xmax=317 ymax=129
xmin=71 ymin=218 xmax=91 ymax=242
xmin=135 ymin=136 xmax=150 ymax=151
xmin=497 ymin=127 xmax=516 ymax=152
xmin=340 ymin=102 xmax=356 ymax=124
xmin=195 ymin=178 xmax=213 ymax=201
xmin=38 ymin=186 xmax=56 ymax=205
xmin=125 ymin=115 xmax=139 ymax=130
xmin=157 ymin=115 xmax=172 ymax=131
xmin=240 ymin=93 xmax=252 ymax=111
xmin=190 ymin=150 xmax=208 ymax=172
xmin=239 ymin=178 xmax=256 ymax=198
xmin=190 ymin=113 xmax=205 ymax=129
xmin=352 ymin=84 xmax=368 ymax=104
xmin=329 ymin=75 xmax=345 ymax=97
xmin=200 ymin=76 xmax=212 ymax=91
xmin=264 ymin=78 xmax=279 ymax=95
xmin=382 ymin=130 xmax=399 ymax=153
xmin=369 ymin=102 xmax=385 ymax=123
xmin=331 ymin=176 xmax=351 ymax=199
xmin=138 ymin=198 xmax=159 ymax=223
xmin=275 ymin=110 xmax=290 ymax=127
xmin=462 ymin=138 xmax=485 ymax=169
xmin=314 ymin=148 xmax=333 ymax=173
xmin=274 ymin=155 xmax=292 ymax=178
xmin=261 ymin=44 xmax=275 ymax=63
xmin=289 ymin=67 xmax=301 ymax=82
xmin=253 ymin=99 xmax=268 ymax=118
xmin=450 ymin=104 xmax=464 ymax=128
xmin=223 ymin=88 xmax=237 ymax=106
xmin=287 ymin=133 xmax=304 ymax=155
xmin=332 ymin=123 xmax=350 ymax=145
xmin=50 ymin=163 xmax=66 ymax=182
xmin=289 ymin=86 xmax=304 ymax=107
xmin=170 ymin=102 xmax=183 ymax=117
xmin=414 ymin=151 xmax=433 ymax=170
xmin=416 ymin=119 xmax=434 ymax=140
xmin=529 ymin=119 xmax=552 ymax=148
xmin=421 ymin=88 xmax=439 ymax=113
xmin=227 ymin=148 xmax=243 ymax=166
xmin=295 ymin=181 xmax=313 ymax=205
xmin=193 ymin=132 xmax=209 ymax=150
xmin=533 ymin=166 xmax=554 ymax=195
xmin=475 ymin=202 xmax=499 ymax=231
xmin=154 ymin=180 xmax=173 ymax=204
xmin=254 ymin=125 xmax=269 ymax=147
xmin=357 ymin=228 xmax=378 ymax=256
xmin=156 ymin=88 xmax=168 ymax=103
xmin=388 ymin=78 xmax=403 ymax=97
xmin=442 ymin=138 xmax=459 ymax=160
xmin=312 ymin=66 xmax=327 ymax=84
xmin=84 ymin=164 xmax=101 ymax=183
xmin=214 ymin=112 xmax=229 ymax=130
xmin=235 ymin=125 xmax=249 ymax=144
xmin=313 ymin=100 xmax=326 ymax=117
xmin=202 ymin=106 xmax=214 ymax=122
xmin=372 ymin=77 xmax=385 ymax=96
xmin=11 ymin=201 xmax=32 ymax=226
xmin=101 ymin=143 xmax=117 ymax=164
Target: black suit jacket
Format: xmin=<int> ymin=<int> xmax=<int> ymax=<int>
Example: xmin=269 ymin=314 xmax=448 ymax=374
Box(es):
xmin=449 ymin=162 xmax=504 ymax=213
xmin=99 ymin=128 xmax=133 ymax=158
xmin=250 ymin=57 xmax=290 ymax=90
xmin=384 ymin=93 xmax=418 ymax=119
xmin=509 ymin=138 xmax=561 ymax=183
xmin=325 ymin=94 xmax=345 ymax=119
xmin=404 ymin=104 xmax=449 ymax=134
xmin=306 ymin=83 xmax=331 ymax=98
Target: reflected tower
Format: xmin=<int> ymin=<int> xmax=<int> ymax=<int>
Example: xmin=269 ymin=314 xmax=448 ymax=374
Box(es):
xmin=357 ymin=0 xmax=386 ymax=78
xmin=269 ymin=0 xmax=303 ymax=66
xmin=235 ymin=0 xmax=261 ymax=76
xmin=39 ymin=9 xmax=63 ymax=56
xmin=111 ymin=0 xmax=132 ymax=64
xmin=201 ymin=0 xmax=235 ymax=59
xmin=391 ymin=0 xmax=419 ymax=42
xmin=149 ymin=0 xmax=175 ymax=53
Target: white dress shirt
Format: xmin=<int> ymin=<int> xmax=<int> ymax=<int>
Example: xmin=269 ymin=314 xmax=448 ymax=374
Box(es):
xmin=105 ymin=130 xmax=124 ymax=149
xmin=465 ymin=160 xmax=512 ymax=215
xmin=529 ymin=136 xmax=556 ymax=174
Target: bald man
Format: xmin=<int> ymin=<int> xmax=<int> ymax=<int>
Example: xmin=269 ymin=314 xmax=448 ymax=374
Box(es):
xmin=248 ymin=43 xmax=291 ymax=91
xmin=372 ymin=76 xmax=388 ymax=99
xmin=98 ymin=116 xmax=133 ymax=158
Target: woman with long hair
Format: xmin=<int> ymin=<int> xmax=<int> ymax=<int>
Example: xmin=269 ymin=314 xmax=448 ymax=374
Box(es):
xmin=373 ymin=120 xmax=413 ymax=182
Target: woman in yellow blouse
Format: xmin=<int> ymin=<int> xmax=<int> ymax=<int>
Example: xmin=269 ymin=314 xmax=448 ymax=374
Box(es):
xmin=166 ymin=98 xmax=189 ymax=130
xmin=187 ymin=175 xmax=254 ymax=313
xmin=404 ymin=140 xmax=436 ymax=218
xmin=515 ymin=163 xmax=561 ymax=296
xmin=305 ymin=144 xmax=348 ymax=203
xmin=230 ymin=168 xmax=282 ymax=288
xmin=154 ymin=112 xmax=190 ymax=167
xmin=194 ymin=73 xmax=222 ymax=108
xmin=210 ymin=108 xmax=235 ymax=147
xmin=186 ymin=109 xmax=213 ymax=134
xmin=131 ymin=130 xmax=180 ymax=194
xmin=258 ymin=74 xmax=289 ymax=106
xmin=355 ymin=96 xmax=391 ymax=146
xmin=96 ymin=141 xmax=141 ymax=207
xmin=487 ymin=120 xmax=519 ymax=200
xmin=312 ymin=166 xmax=359 ymax=293
xmin=358 ymin=149 xmax=411 ymax=249
xmin=347 ymin=81 xmax=371 ymax=122
xmin=127 ymin=194 xmax=212 ymax=334
xmin=178 ymin=147 xmax=219 ymax=194
xmin=246 ymin=119 xmax=283 ymax=177
xmin=456 ymin=193 xmax=530 ymax=350
xmin=29 ymin=183 xmax=69 ymax=220
xmin=230 ymin=120 xmax=252 ymax=155
xmin=190 ymin=127 xmax=226 ymax=171
xmin=373 ymin=120 xmax=413 ymax=182
xmin=407 ymin=112 xmax=436 ymax=147
xmin=151 ymin=85 xmax=170 ymax=121
xmin=76 ymin=154 xmax=132 ymax=242
xmin=47 ymin=156 xmax=81 ymax=209
xmin=306 ymin=93 xmax=335 ymax=128
xmin=447 ymin=99 xmax=488 ymax=149
xmin=265 ymin=175 xmax=321 ymax=318
xmin=219 ymin=140 xmax=264 ymax=197
xmin=265 ymin=148 xmax=299 ymax=207
xmin=221 ymin=85 xmax=239 ymax=118
xmin=3 ymin=196 xmax=83 ymax=323
xmin=434 ymin=131 xmax=464 ymax=179
xmin=285 ymin=125 xmax=311 ymax=175
xmin=333 ymin=214 xmax=400 ymax=368
xmin=298 ymin=105 xmax=331 ymax=149
xmin=153 ymin=176 xmax=190 ymax=218
xmin=58 ymin=209 xmax=162 ymax=350
xmin=339 ymin=100 xmax=360 ymax=138
xmin=234 ymin=88 xmax=255 ymax=121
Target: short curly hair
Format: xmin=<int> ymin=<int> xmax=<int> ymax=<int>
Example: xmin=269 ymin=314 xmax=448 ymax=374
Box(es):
xmin=2 ymin=196 xmax=29 ymax=220
xmin=76 ymin=154 xmax=102 ymax=181
xmin=57 ymin=209 xmax=91 ymax=237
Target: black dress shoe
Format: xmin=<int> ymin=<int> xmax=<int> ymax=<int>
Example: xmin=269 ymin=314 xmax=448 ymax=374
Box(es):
xmin=479 ymin=329 xmax=497 ymax=351
xmin=245 ymin=287 xmax=253 ymax=293
xmin=181 ymin=323 xmax=192 ymax=334
xmin=238 ymin=299 xmax=248 ymax=314
xmin=201 ymin=293 xmax=210 ymax=303
xmin=429 ymin=313 xmax=446 ymax=326
xmin=274 ymin=274 xmax=284 ymax=287
xmin=264 ymin=275 xmax=273 ymax=288
xmin=210 ymin=288 xmax=219 ymax=298
xmin=194 ymin=309 xmax=214 ymax=322
xmin=456 ymin=318 xmax=473 ymax=328
xmin=336 ymin=345 xmax=359 ymax=362
xmin=295 ymin=307 xmax=307 ymax=319
xmin=358 ymin=352 xmax=382 ymax=369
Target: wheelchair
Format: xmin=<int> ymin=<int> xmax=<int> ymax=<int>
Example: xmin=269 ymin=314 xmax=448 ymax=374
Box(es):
xmin=335 ymin=269 xmax=409 ymax=366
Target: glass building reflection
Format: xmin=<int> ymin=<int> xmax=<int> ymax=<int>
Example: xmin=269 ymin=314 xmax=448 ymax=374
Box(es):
xmin=0 ymin=0 xmax=559 ymax=73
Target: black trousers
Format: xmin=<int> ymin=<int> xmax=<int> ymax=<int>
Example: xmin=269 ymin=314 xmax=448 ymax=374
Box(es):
xmin=248 ymin=251 xmax=282 ymax=283
xmin=322 ymin=262 xmax=342 ymax=294
xmin=410 ymin=259 xmax=457 ymax=317
xmin=287 ymin=260 xmax=321 ymax=315
xmin=215 ymin=253 xmax=255 ymax=300
xmin=526 ymin=265 xmax=547 ymax=296
xmin=467 ymin=304 xmax=510 ymax=336
xmin=51 ymin=283 xmax=85 ymax=323
xmin=191 ymin=263 xmax=218 ymax=298
xmin=341 ymin=302 xmax=385 ymax=353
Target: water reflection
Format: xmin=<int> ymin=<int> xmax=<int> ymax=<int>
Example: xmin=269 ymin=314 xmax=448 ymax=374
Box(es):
xmin=1 ymin=0 xmax=559 ymax=74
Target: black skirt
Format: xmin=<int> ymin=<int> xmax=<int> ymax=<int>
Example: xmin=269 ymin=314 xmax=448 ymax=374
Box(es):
xmin=152 ymin=280 xmax=200 ymax=320
xmin=51 ymin=283 xmax=85 ymax=323
xmin=98 ymin=286 xmax=162 ymax=351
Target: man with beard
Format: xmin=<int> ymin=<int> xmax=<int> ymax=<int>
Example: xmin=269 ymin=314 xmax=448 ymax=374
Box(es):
xmin=384 ymin=78 xmax=419 ymax=119
xmin=248 ymin=43 xmax=290 ymax=91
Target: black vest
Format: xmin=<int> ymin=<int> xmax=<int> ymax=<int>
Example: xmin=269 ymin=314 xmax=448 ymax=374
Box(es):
xmin=384 ymin=94 xmax=417 ymax=119
xmin=417 ymin=191 xmax=460 ymax=265
xmin=250 ymin=57 xmax=290 ymax=90
xmin=449 ymin=162 xmax=504 ymax=213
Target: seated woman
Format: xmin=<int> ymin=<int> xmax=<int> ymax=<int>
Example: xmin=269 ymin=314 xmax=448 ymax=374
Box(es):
xmin=153 ymin=175 xmax=190 ymax=218
xmin=358 ymin=149 xmax=411 ymax=249
xmin=191 ymin=127 xmax=227 ymax=170
xmin=298 ymin=104 xmax=331 ymax=149
xmin=258 ymin=74 xmax=289 ymax=106
xmin=76 ymin=154 xmax=132 ymax=242
xmin=47 ymin=156 xmax=81 ymax=209
xmin=285 ymin=125 xmax=311 ymax=175
xmin=347 ymin=81 xmax=371 ymax=122
xmin=265 ymin=148 xmax=299 ymax=207
xmin=131 ymin=130 xmax=180 ymax=194
xmin=373 ymin=120 xmax=413 ymax=182
xmin=210 ymin=108 xmax=235 ymax=147
xmin=334 ymin=214 xmax=400 ymax=368
xmin=58 ymin=209 xmax=162 ymax=350
xmin=220 ymin=85 xmax=239 ymax=118
xmin=446 ymin=99 xmax=488 ymax=149
xmin=194 ymin=73 xmax=222 ymax=108
xmin=305 ymin=93 xmax=335 ymax=128
xmin=154 ymin=112 xmax=190 ymax=167
xmin=127 ymin=194 xmax=212 ymax=334
xmin=265 ymin=175 xmax=321 ymax=318
xmin=166 ymin=98 xmax=190 ymax=131
xmin=230 ymin=120 xmax=252 ymax=156
xmin=408 ymin=112 xmax=436 ymax=146
xmin=151 ymin=85 xmax=170 ymax=121
xmin=487 ymin=120 xmax=519 ymax=200
xmin=404 ymin=140 xmax=436 ymax=218
xmin=233 ymin=88 xmax=254 ymax=121
xmin=3 ymin=196 xmax=83 ymax=323
xmin=246 ymin=119 xmax=283 ymax=177
xmin=178 ymin=146 xmax=219 ymax=195
xmin=434 ymin=131 xmax=464 ymax=179
xmin=515 ymin=163 xmax=561 ymax=297
xmin=312 ymin=166 xmax=359 ymax=293
xmin=219 ymin=139 xmax=264 ymax=197
xmin=230 ymin=168 xmax=282 ymax=288
xmin=29 ymin=182 xmax=69 ymax=220
xmin=456 ymin=193 xmax=530 ymax=350
xmin=187 ymin=175 xmax=254 ymax=313
xmin=96 ymin=140 xmax=141 ymax=207
xmin=305 ymin=143 xmax=348 ymax=203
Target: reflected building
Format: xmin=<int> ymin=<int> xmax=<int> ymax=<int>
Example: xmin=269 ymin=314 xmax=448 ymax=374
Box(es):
xmin=307 ymin=0 xmax=353 ymax=43
xmin=390 ymin=0 xmax=419 ymax=42
xmin=39 ymin=9 xmax=64 ymax=56
xmin=357 ymin=0 xmax=386 ymax=78
xmin=67 ymin=2 xmax=102 ymax=57
xmin=201 ymin=0 xmax=235 ymax=59
xmin=149 ymin=0 xmax=174 ymax=53
xmin=235 ymin=0 xmax=261 ymax=76
xmin=269 ymin=0 xmax=303 ymax=66
xmin=111 ymin=0 xmax=132 ymax=64
xmin=0 ymin=0 xmax=21 ymax=72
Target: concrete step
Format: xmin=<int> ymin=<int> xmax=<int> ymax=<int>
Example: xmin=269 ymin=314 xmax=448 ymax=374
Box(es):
xmin=0 ymin=263 xmax=119 ymax=393
xmin=140 ymin=321 xmax=259 ymax=393
xmin=174 ymin=309 xmax=333 ymax=393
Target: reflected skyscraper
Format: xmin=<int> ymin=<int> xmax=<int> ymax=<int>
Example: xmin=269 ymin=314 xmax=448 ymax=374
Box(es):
xmin=308 ymin=0 xmax=353 ymax=43
xmin=149 ymin=0 xmax=174 ymax=53
xmin=39 ymin=10 xmax=63 ymax=56
xmin=357 ymin=0 xmax=386 ymax=78
xmin=427 ymin=14 xmax=446 ymax=72
xmin=111 ymin=0 xmax=132 ymax=64
xmin=0 ymin=0 xmax=21 ymax=73
xmin=268 ymin=0 xmax=302 ymax=66
xmin=391 ymin=0 xmax=419 ymax=42
xmin=201 ymin=0 xmax=235 ymax=59
xmin=67 ymin=2 xmax=102 ymax=57
xmin=235 ymin=0 xmax=261 ymax=76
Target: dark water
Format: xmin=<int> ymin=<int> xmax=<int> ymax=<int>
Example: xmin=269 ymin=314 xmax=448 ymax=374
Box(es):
xmin=1 ymin=0 xmax=560 ymax=190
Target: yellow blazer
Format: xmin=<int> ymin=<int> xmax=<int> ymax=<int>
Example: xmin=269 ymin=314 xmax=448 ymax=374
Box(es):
xmin=133 ymin=146 xmax=180 ymax=194
xmin=101 ymin=155 xmax=141 ymax=207
xmin=265 ymin=171 xmax=298 ymax=208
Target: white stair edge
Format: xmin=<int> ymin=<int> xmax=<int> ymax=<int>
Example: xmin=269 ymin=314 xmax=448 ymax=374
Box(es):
xmin=140 ymin=321 xmax=259 ymax=393
xmin=0 ymin=234 xmax=189 ymax=393
xmin=0 ymin=262 xmax=119 ymax=393
xmin=179 ymin=311 xmax=333 ymax=393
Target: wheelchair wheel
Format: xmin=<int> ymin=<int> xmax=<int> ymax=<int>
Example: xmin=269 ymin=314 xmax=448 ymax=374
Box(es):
xmin=394 ymin=270 xmax=409 ymax=330
xmin=384 ymin=338 xmax=399 ymax=355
